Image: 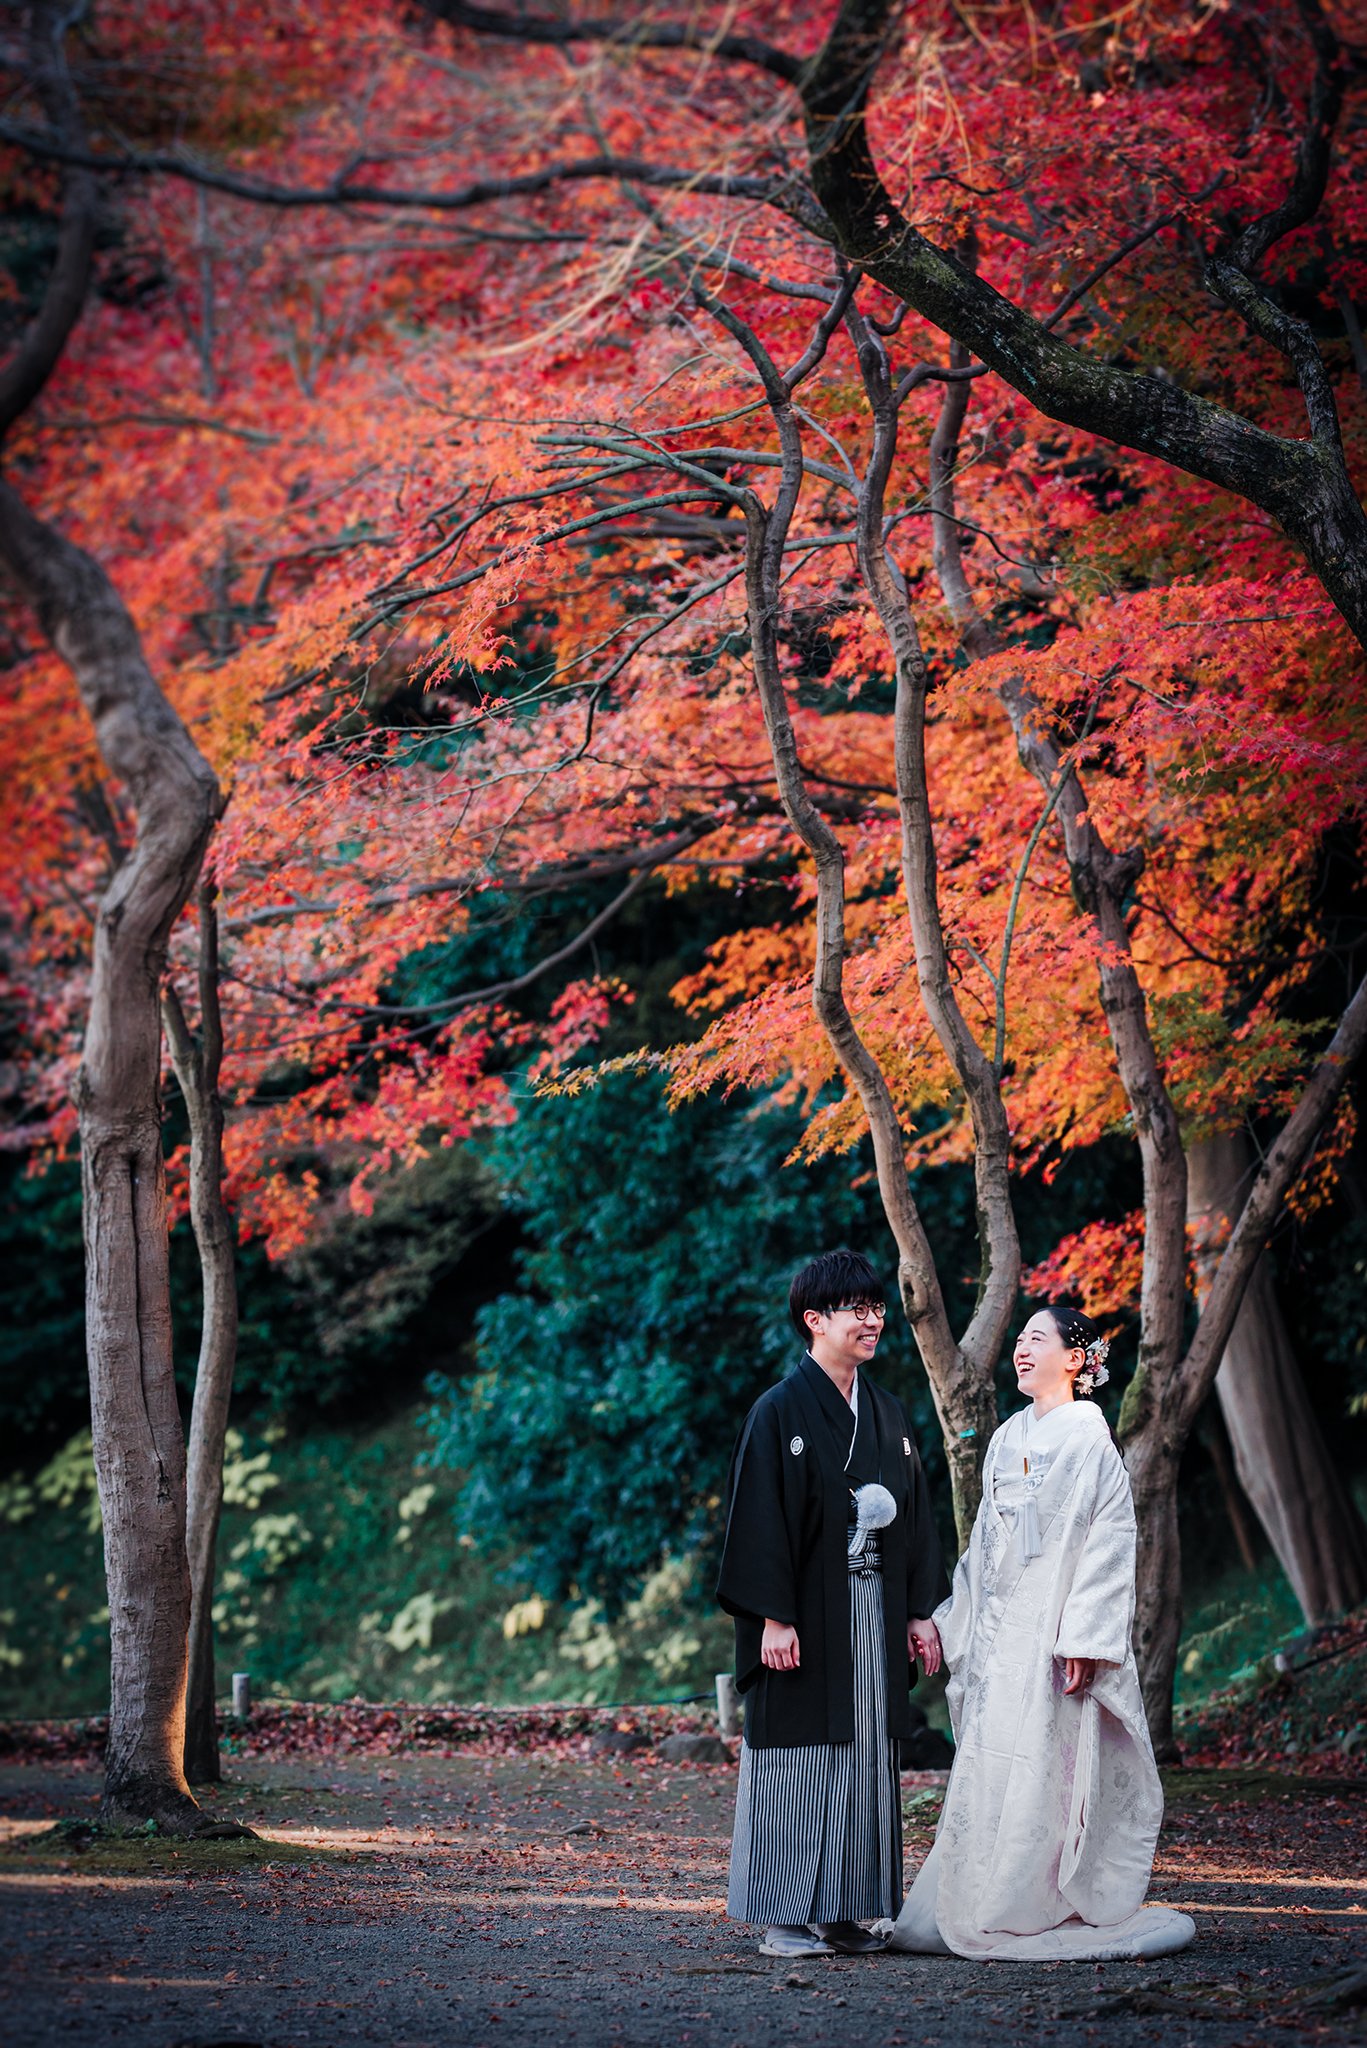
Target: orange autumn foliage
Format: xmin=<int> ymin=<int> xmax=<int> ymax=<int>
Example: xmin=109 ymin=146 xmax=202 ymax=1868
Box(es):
xmin=3 ymin=0 xmax=1366 ymax=1299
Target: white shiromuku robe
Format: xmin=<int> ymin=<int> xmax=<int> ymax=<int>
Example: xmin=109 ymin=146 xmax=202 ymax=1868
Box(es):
xmin=890 ymin=1399 xmax=1195 ymax=1961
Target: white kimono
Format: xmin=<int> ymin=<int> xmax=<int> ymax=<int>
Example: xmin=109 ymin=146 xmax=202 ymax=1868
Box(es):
xmin=891 ymin=1399 xmax=1195 ymax=1960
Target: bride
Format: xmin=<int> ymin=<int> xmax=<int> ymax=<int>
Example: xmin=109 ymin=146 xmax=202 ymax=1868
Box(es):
xmin=890 ymin=1305 xmax=1196 ymax=1961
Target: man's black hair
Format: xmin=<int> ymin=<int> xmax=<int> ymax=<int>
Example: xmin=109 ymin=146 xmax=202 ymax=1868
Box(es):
xmin=789 ymin=1247 xmax=883 ymax=1340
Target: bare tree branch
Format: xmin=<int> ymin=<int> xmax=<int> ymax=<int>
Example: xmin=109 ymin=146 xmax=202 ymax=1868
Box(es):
xmin=420 ymin=0 xmax=805 ymax=83
xmin=39 ymin=410 xmax=281 ymax=444
xmin=0 ymin=1 xmax=98 ymax=439
xmin=797 ymin=0 xmax=1367 ymax=648
xmin=0 ymin=124 xmax=834 ymax=236
xmin=289 ymin=858 xmax=676 ymax=1020
xmin=1226 ymin=0 xmax=1344 ymax=274
xmin=222 ymin=821 xmax=721 ymax=933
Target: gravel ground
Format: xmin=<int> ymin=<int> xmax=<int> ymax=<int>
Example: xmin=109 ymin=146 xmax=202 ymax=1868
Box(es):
xmin=0 ymin=1754 xmax=1362 ymax=2046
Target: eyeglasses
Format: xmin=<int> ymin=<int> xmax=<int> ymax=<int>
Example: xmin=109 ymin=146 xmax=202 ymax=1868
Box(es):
xmin=832 ymin=1301 xmax=887 ymax=1322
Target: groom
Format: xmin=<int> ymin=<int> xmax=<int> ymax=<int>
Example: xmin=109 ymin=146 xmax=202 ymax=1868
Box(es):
xmin=717 ymin=1248 xmax=946 ymax=1957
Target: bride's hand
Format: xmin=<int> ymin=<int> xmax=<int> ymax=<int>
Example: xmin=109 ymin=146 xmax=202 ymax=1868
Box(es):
xmin=908 ymin=1617 xmax=942 ymax=1676
xmin=1062 ymin=1656 xmax=1098 ymax=1695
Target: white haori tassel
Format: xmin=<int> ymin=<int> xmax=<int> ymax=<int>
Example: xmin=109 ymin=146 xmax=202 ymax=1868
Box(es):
xmin=1013 ymin=1495 xmax=1043 ymax=1561
xmin=849 ymin=1481 xmax=898 ymax=1555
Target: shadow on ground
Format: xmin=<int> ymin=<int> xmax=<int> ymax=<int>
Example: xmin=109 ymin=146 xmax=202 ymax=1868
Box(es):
xmin=0 ymin=1754 xmax=1362 ymax=2046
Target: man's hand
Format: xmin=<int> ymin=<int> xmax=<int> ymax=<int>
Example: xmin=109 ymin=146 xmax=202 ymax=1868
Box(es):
xmin=908 ymin=1617 xmax=942 ymax=1677
xmin=1062 ymin=1656 xmax=1097 ymax=1696
xmin=761 ymin=1619 xmax=800 ymax=1671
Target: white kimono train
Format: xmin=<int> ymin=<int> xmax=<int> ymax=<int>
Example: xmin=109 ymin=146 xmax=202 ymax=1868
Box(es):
xmin=891 ymin=1399 xmax=1195 ymax=1960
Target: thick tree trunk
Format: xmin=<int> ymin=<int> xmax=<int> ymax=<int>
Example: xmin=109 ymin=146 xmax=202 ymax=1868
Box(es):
xmin=81 ymin=1107 xmax=199 ymax=1826
xmin=1188 ymin=1130 xmax=1367 ymax=1624
xmin=163 ymin=884 xmax=239 ymax=1784
xmin=1202 ymin=1408 xmax=1260 ymax=1575
xmin=0 ymin=482 xmax=221 ymax=1830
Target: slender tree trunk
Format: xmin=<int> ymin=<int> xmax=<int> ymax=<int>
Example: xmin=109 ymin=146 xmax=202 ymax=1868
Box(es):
xmin=163 ymin=883 xmax=239 ymax=1784
xmin=689 ymin=274 xmax=1010 ymax=1545
xmin=1188 ymin=1129 xmax=1367 ymax=1623
xmin=1126 ymin=1427 xmax=1185 ymax=1759
xmin=920 ymin=336 xmax=1196 ymax=1577
xmin=0 ymin=482 xmax=221 ymax=1830
xmin=913 ymin=320 xmax=1367 ymax=1741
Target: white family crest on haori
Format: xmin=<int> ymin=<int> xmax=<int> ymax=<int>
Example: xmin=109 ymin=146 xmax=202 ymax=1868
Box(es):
xmin=789 ymin=1435 xmax=804 ymax=1455
xmin=890 ymin=1400 xmax=1196 ymax=1961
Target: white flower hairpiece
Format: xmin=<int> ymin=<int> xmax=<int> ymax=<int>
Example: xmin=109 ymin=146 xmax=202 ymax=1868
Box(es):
xmin=1076 ymin=1335 xmax=1111 ymax=1393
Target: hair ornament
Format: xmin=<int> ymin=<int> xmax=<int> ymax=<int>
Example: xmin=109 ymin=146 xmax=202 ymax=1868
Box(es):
xmin=1075 ymin=1334 xmax=1111 ymax=1395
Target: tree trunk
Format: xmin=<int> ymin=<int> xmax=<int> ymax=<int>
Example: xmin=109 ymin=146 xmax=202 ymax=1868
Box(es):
xmin=1125 ymin=1427 xmax=1185 ymax=1762
xmin=1201 ymin=1408 xmax=1260 ymax=1575
xmin=163 ymin=883 xmax=239 ymax=1784
xmin=0 ymin=481 xmax=221 ymax=1831
xmin=908 ymin=257 xmax=1367 ymax=1733
xmin=1188 ymin=1129 xmax=1367 ymax=1624
xmin=696 ymin=277 xmax=1009 ymax=1547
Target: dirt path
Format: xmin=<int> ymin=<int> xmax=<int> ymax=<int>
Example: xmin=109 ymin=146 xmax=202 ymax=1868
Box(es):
xmin=0 ymin=1755 xmax=1362 ymax=2046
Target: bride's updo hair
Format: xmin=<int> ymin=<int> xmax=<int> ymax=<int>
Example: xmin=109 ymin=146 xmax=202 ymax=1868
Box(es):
xmin=1041 ymin=1304 xmax=1111 ymax=1399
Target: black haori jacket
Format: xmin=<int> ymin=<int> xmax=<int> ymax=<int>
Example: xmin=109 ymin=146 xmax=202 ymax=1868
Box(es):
xmin=716 ymin=1352 xmax=947 ymax=1748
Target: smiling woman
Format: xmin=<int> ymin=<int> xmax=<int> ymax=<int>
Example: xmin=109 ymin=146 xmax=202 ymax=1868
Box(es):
xmin=1017 ymin=1307 xmax=1111 ymax=1406
xmin=890 ymin=1304 xmax=1195 ymax=1962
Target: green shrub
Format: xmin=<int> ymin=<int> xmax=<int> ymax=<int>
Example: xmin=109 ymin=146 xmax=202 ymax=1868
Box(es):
xmin=426 ymin=1072 xmax=954 ymax=1614
xmin=0 ymin=1415 xmax=731 ymax=1716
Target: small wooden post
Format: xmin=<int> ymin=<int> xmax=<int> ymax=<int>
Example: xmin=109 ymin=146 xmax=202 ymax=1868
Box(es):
xmin=231 ymin=1672 xmax=252 ymax=1718
xmin=715 ymin=1672 xmax=742 ymax=1737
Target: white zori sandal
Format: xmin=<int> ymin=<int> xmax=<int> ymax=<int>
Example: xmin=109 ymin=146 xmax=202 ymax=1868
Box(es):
xmin=758 ymin=1925 xmax=835 ymax=1957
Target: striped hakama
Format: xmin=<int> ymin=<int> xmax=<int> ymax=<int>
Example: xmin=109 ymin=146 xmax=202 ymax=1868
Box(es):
xmin=727 ymin=1531 xmax=903 ymax=1925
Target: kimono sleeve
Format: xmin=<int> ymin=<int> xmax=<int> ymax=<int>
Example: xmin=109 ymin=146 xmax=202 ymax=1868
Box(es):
xmin=715 ymin=1397 xmax=799 ymax=1628
xmin=899 ymin=1401 xmax=949 ymax=1619
xmin=1054 ymin=1440 xmax=1138 ymax=1665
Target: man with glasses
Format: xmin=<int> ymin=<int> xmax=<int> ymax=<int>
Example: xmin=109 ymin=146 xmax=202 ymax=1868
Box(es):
xmin=718 ymin=1247 xmax=947 ymax=1957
